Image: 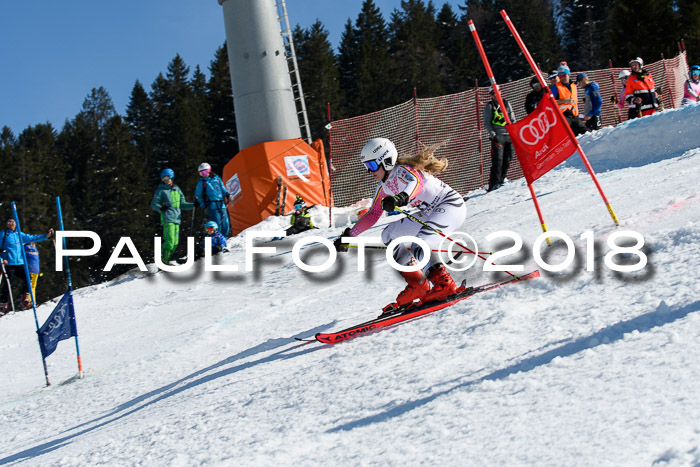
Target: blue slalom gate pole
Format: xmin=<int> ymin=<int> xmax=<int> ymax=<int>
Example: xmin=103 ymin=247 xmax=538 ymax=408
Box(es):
xmin=56 ymin=197 xmax=83 ymax=378
xmin=11 ymin=202 xmax=51 ymax=386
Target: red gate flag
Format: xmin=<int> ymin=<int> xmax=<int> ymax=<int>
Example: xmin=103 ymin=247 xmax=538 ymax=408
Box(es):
xmin=506 ymin=96 xmax=577 ymax=184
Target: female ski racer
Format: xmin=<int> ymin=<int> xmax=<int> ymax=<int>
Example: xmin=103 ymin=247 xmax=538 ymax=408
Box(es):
xmin=334 ymin=138 xmax=467 ymax=313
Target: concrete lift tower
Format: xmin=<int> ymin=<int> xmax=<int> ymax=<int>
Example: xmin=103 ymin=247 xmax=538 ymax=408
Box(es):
xmin=218 ymin=0 xmax=330 ymax=234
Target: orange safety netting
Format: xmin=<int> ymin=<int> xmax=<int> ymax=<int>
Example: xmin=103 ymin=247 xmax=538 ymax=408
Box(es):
xmin=328 ymin=52 xmax=689 ymax=208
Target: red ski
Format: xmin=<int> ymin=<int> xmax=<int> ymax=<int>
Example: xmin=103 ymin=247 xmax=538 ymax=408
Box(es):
xmin=313 ymin=270 xmax=540 ymax=344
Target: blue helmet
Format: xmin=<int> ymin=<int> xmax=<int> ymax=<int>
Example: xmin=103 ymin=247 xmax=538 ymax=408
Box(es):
xmin=160 ymin=168 xmax=174 ymax=180
xmin=204 ymin=221 xmax=218 ymax=234
xmin=691 ymin=65 xmax=700 ymax=77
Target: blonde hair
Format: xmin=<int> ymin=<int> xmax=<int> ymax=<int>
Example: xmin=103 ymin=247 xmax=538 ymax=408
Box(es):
xmin=396 ymin=143 xmax=448 ymax=174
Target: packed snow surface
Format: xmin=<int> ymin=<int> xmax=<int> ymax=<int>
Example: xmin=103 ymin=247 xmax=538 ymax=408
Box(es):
xmin=1 ymin=104 xmax=700 ymax=466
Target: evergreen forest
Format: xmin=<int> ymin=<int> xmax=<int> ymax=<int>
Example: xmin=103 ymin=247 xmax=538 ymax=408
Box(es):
xmin=1 ymin=0 xmax=696 ymax=303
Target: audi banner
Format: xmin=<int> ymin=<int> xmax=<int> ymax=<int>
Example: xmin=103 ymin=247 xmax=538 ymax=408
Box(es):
xmin=506 ymin=96 xmax=577 ymax=184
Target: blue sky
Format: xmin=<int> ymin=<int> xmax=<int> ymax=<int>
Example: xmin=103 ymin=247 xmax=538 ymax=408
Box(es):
xmin=0 ymin=0 xmax=460 ymax=136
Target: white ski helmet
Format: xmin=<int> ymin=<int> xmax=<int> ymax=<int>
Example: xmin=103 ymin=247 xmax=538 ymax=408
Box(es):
xmin=629 ymin=57 xmax=643 ymax=68
xmin=619 ymin=69 xmax=631 ymax=80
xmin=360 ymin=138 xmax=398 ymax=172
xmin=198 ymin=162 xmax=211 ymax=173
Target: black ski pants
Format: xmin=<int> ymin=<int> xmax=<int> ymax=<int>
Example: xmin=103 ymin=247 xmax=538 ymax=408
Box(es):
xmin=0 ymin=264 xmax=29 ymax=304
xmin=489 ymin=133 xmax=513 ymax=189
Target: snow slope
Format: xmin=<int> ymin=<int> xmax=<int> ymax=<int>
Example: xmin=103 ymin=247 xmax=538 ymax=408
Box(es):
xmin=1 ymin=104 xmax=699 ymax=466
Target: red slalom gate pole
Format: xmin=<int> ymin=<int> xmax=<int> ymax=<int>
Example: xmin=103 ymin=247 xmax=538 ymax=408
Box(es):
xmin=468 ymin=19 xmax=551 ymax=241
xmin=500 ymin=10 xmax=620 ymax=226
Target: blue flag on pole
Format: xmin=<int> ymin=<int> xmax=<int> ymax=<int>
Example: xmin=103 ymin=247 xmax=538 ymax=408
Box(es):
xmin=37 ymin=291 xmax=77 ymax=358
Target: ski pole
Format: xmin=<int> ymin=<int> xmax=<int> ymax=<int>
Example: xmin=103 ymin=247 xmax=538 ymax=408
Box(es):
xmin=395 ymin=207 xmax=519 ymax=278
xmin=0 ymin=260 xmax=15 ymax=313
xmin=348 ymin=244 xmax=493 ymax=255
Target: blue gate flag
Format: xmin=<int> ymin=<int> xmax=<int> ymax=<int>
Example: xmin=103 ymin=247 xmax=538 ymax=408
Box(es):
xmin=37 ymin=291 xmax=77 ymax=358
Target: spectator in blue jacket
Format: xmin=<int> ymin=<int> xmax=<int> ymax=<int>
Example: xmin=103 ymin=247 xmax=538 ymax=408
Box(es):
xmin=195 ymin=162 xmax=231 ymax=238
xmin=0 ymin=217 xmax=54 ymax=312
xmin=576 ymin=73 xmax=603 ymax=131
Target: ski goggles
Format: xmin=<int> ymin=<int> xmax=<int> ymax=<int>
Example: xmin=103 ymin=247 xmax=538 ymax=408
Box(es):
xmin=294 ymin=203 xmax=304 ymax=211
xmin=205 ymin=226 xmax=216 ymax=233
xmin=692 ymin=70 xmax=700 ymax=76
xmin=199 ymin=169 xmax=211 ymax=176
xmin=363 ymin=160 xmax=381 ymax=173
xmin=161 ymin=176 xmax=171 ymax=182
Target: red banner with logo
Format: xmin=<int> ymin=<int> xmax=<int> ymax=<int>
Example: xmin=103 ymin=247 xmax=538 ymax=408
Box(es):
xmin=506 ymin=96 xmax=577 ymax=184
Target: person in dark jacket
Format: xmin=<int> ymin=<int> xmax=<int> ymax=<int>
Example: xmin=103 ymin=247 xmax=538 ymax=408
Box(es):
xmin=150 ymin=169 xmax=194 ymax=264
xmin=483 ymin=86 xmax=516 ymax=192
xmin=286 ymin=195 xmax=315 ymax=236
xmin=195 ymin=162 xmax=231 ymax=238
xmin=0 ymin=217 xmax=53 ymax=312
xmin=525 ymin=76 xmax=545 ymax=114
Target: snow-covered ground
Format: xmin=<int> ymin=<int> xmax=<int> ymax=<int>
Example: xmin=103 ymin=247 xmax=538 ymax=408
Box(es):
xmin=1 ymin=104 xmax=699 ymax=466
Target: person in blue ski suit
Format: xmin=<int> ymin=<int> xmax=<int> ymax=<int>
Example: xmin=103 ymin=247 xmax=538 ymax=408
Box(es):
xmin=0 ymin=216 xmax=54 ymax=311
xmin=201 ymin=221 xmax=227 ymax=257
xmin=195 ymin=162 xmax=231 ymax=238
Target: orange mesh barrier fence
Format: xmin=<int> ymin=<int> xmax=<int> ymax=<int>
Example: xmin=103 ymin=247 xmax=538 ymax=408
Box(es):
xmin=329 ymin=52 xmax=688 ymax=208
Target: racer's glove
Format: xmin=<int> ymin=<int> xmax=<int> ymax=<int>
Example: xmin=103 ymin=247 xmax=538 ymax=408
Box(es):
xmin=381 ymin=192 xmax=409 ymax=212
xmin=334 ymin=227 xmax=351 ymax=252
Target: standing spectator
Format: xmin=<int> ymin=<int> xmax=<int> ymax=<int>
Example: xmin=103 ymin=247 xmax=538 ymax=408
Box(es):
xmin=483 ymin=86 xmax=515 ymax=192
xmin=576 ymin=73 xmax=603 ymax=131
xmin=681 ymin=65 xmax=700 ymax=106
xmin=611 ymin=70 xmax=632 ymax=119
xmin=24 ymin=242 xmax=40 ymax=308
xmin=548 ymin=70 xmax=560 ymax=91
xmin=525 ymin=76 xmax=546 ymax=114
xmin=150 ymin=169 xmax=194 ymax=265
xmin=624 ymin=57 xmax=660 ymax=118
xmin=195 ymin=162 xmax=231 ymax=238
xmin=551 ymin=64 xmax=586 ymax=135
xmin=0 ymin=217 xmax=53 ymax=312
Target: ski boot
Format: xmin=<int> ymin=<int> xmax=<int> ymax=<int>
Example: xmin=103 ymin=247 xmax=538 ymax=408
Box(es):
xmin=422 ymin=264 xmax=458 ymax=303
xmin=20 ymin=293 xmax=32 ymax=310
xmin=0 ymin=303 xmax=8 ymax=316
xmin=381 ymin=267 xmax=430 ymax=317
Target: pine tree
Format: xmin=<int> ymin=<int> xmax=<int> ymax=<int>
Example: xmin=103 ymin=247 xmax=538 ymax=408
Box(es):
xmin=207 ymin=43 xmax=238 ymax=173
xmin=436 ymin=3 xmax=479 ymax=93
xmin=608 ymin=0 xmax=679 ymax=66
xmin=388 ymin=0 xmax=445 ymax=100
xmin=150 ymin=54 xmax=209 ymax=194
xmin=675 ymin=0 xmax=700 ymax=65
xmin=560 ymin=0 xmax=612 ymax=70
xmin=337 ymin=0 xmax=393 ymax=116
xmin=293 ymin=21 xmax=342 ymax=143
xmin=125 ymin=80 xmax=156 ymax=187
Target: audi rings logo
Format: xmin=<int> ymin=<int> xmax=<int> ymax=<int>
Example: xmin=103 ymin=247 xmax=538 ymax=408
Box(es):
xmin=519 ymin=107 xmax=558 ymax=146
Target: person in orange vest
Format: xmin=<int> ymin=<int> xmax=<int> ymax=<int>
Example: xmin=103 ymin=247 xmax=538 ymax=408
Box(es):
xmin=624 ymin=57 xmax=660 ymax=118
xmin=550 ymin=64 xmax=586 ymax=136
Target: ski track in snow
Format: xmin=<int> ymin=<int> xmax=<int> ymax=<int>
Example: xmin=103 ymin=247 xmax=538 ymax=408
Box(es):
xmin=1 ymin=104 xmax=700 ymax=465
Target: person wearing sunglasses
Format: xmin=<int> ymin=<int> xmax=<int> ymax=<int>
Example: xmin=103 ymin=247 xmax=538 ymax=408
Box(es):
xmin=286 ymin=195 xmax=315 ymax=236
xmin=334 ymin=138 xmax=466 ymax=315
xmin=681 ymin=65 xmax=700 ymax=106
xmin=195 ymin=162 xmax=232 ymax=238
xmin=201 ymin=221 xmax=227 ymax=256
xmin=150 ymin=168 xmax=194 ymax=265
